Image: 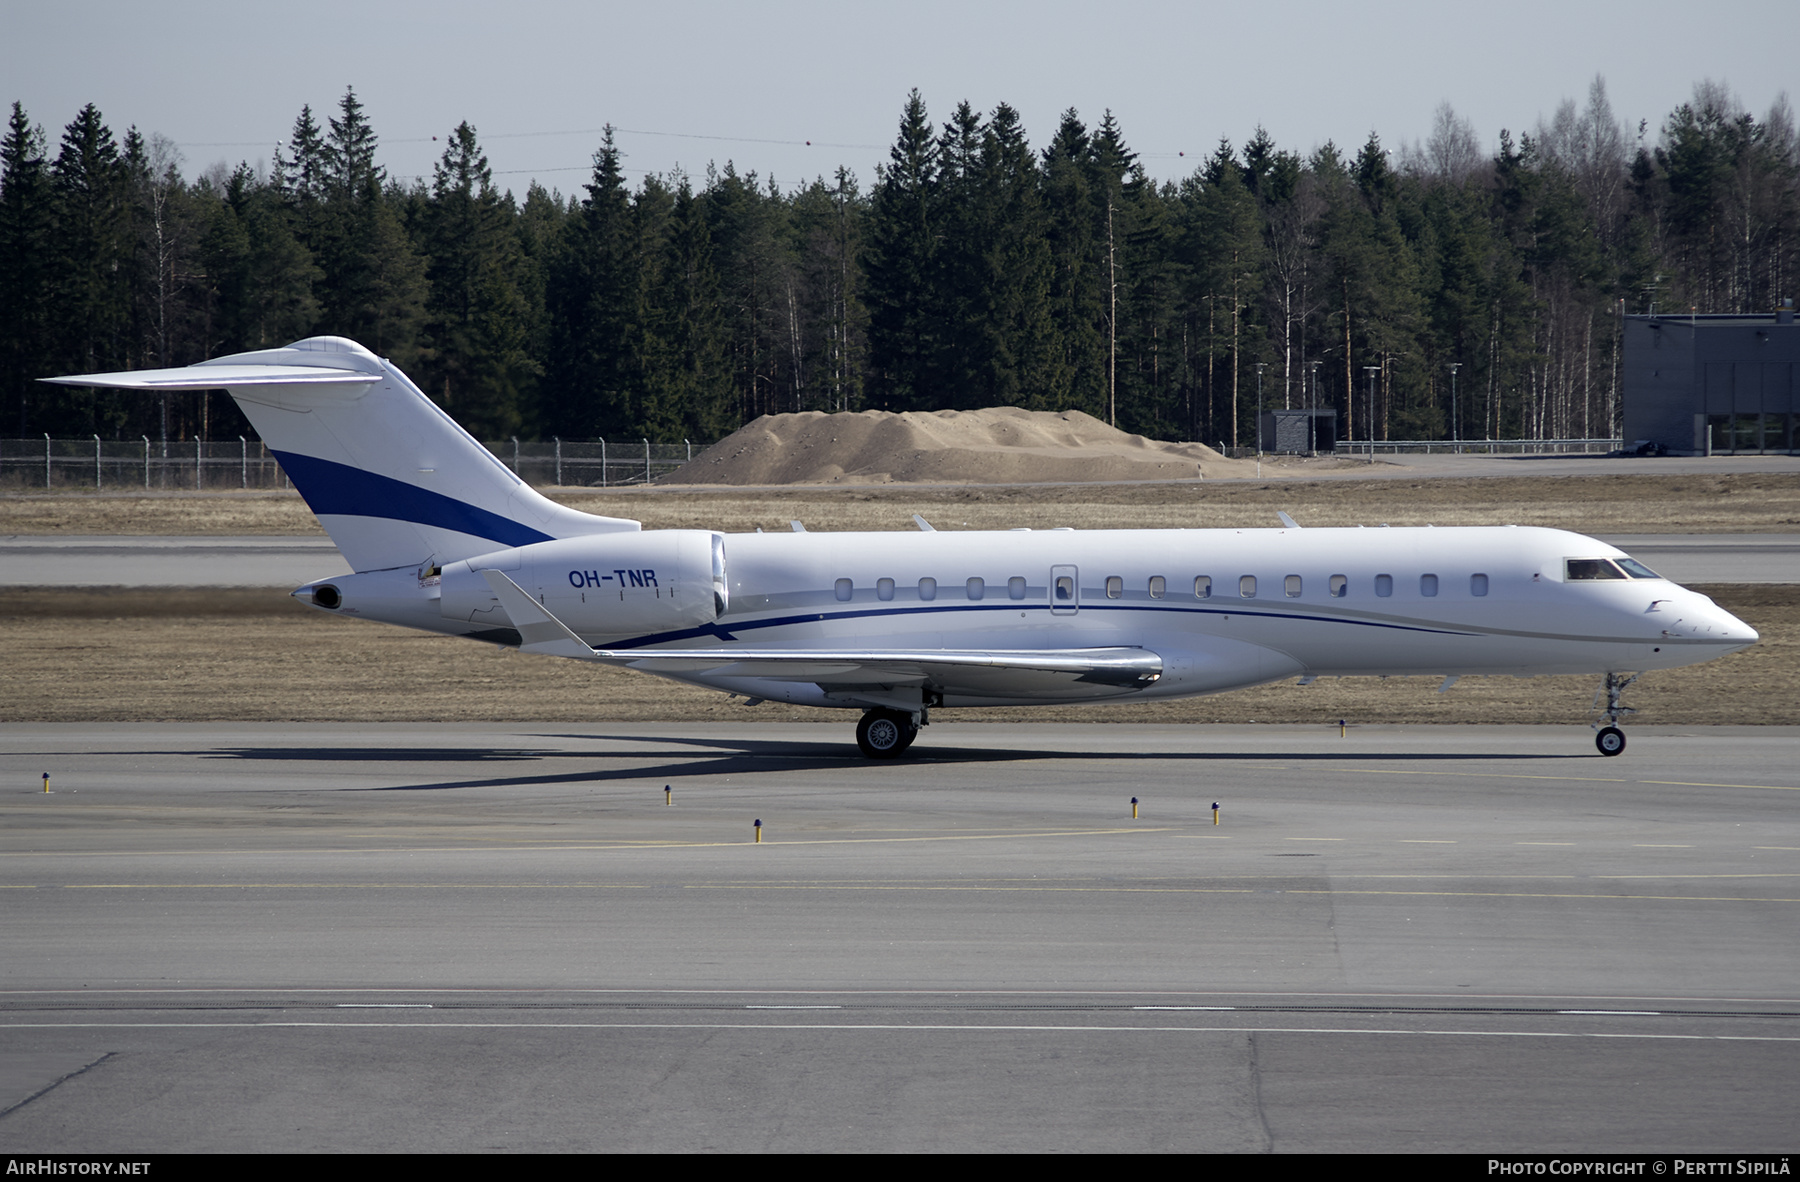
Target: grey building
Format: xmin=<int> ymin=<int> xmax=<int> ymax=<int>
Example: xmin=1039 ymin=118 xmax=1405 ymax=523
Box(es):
xmin=1255 ymin=408 xmax=1337 ymax=454
xmin=1622 ymin=301 xmax=1799 ymax=454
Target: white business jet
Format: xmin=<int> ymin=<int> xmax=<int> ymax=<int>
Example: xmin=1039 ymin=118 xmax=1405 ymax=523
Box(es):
xmin=47 ymin=337 xmax=1757 ymax=758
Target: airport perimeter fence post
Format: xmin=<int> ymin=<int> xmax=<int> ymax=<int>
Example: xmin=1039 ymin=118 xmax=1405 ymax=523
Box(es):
xmin=193 ymin=437 xmax=201 ymax=490
xmin=44 ymin=434 xmax=50 ymax=488
xmin=512 ymin=436 xmax=520 ymax=474
xmin=240 ymin=437 xmax=248 ymax=488
xmin=93 ymin=435 xmax=101 ymax=489
xmin=600 ymin=438 xmax=607 ymax=489
xmin=644 ymin=438 xmax=650 ymax=484
xmin=555 ymin=437 xmax=562 ymax=487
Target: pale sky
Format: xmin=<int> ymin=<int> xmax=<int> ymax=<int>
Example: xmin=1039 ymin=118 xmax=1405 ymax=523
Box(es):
xmin=6 ymin=0 xmax=1795 ymax=199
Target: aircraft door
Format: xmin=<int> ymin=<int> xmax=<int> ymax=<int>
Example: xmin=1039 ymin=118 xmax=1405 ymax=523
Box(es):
xmin=1050 ymin=564 xmax=1079 ymax=615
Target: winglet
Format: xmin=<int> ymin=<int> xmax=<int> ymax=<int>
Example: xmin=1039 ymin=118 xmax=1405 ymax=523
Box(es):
xmin=478 ymin=570 xmax=599 ymax=659
xmin=1277 ymin=511 xmax=1300 ymax=529
xmin=912 ymin=514 xmax=936 ymax=532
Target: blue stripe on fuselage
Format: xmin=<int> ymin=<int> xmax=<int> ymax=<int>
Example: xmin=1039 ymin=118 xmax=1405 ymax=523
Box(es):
xmin=273 ymin=450 xmax=556 ymax=550
xmin=602 ymin=599 xmax=1482 ymax=649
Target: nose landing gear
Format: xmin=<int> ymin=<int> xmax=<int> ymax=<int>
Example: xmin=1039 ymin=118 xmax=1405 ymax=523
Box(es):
xmin=1592 ymin=672 xmax=1640 ymax=756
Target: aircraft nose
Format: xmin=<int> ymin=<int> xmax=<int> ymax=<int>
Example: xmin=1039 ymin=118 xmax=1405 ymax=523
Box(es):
xmin=1706 ymin=599 xmax=1758 ymax=646
xmin=1694 ymin=601 xmax=1757 ymax=647
xmin=1726 ymin=610 xmax=1760 ymax=646
xmin=1647 ymin=595 xmax=1756 ymax=647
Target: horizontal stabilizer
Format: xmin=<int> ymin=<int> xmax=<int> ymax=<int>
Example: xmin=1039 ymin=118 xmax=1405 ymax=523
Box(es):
xmin=41 ymin=365 xmax=377 ymax=391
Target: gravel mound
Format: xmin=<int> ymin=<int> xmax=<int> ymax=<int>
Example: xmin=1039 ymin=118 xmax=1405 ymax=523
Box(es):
xmin=670 ymin=406 xmax=1260 ymax=485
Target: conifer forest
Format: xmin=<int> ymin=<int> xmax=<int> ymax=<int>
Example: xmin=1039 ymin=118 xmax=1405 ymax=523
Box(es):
xmin=3 ymin=80 xmax=1797 ymax=450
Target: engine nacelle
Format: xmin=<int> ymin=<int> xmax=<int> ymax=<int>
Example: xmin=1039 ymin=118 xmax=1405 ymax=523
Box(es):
xmin=440 ymin=531 xmax=727 ymax=642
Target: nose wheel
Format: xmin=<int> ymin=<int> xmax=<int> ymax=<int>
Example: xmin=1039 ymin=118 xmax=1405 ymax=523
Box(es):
xmin=856 ymin=709 xmax=919 ymax=759
xmin=1592 ymin=672 xmax=1640 ymax=757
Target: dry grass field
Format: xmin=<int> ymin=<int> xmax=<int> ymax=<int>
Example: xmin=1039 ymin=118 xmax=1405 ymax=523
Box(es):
xmin=5 ymin=469 xmax=1800 ymax=535
xmin=1 ymin=584 xmax=1787 ymax=727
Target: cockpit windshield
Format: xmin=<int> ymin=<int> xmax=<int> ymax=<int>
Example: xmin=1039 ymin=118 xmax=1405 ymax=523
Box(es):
xmin=1565 ymin=557 xmax=1662 ymax=581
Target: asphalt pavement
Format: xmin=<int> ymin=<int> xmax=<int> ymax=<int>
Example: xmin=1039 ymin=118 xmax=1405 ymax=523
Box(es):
xmin=2 ymin=721 xmax=1795 ymax=1152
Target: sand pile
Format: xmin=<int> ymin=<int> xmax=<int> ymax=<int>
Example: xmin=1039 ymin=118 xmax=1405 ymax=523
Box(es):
xmin=670 ymin=406 xmax=1262 ymax=485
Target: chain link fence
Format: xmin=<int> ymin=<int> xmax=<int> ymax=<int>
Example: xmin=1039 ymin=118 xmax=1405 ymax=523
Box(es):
xmin=1 ymin=434 xmax=1635 ymax=490
xmin=0 ymin=437 xmax=711 ymax=491
xmin=1212 ymin=438 xmax=1624 ymax=459
xmin=1332 ymin=438 xmax=1623 ymax=456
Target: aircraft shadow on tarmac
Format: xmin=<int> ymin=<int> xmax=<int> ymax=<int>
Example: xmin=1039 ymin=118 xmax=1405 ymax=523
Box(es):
xmin=178 ymin=734 xmax=1594 ymax=794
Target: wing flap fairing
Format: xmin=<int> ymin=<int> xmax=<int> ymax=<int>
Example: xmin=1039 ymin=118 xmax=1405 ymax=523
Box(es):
xmin=478 ymin=570 xmax=1162 ymax=699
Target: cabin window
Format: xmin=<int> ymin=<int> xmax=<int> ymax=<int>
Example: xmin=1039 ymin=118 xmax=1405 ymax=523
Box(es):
xmin=1375 ymin=574 xmax=1393 ymax=597
xmin=1420 ymin=574 xmax=1439 ymax=597
xmin=1239 ymin=575 xmax=1257 ymax=598
xmin=1105 ymin=576 xmax=1123 ymax=599
xmin=966 ymin=577 xmax=984 ymax=600
xmin=1471 ymin=573 xmax=1489 ymax=596
xmin=1194 ymin=576 xmax=1212 ymax=599
xmin=834 ymin=578 xmax=853 ymax=602
xmin=1055 ymin=575 xmax=1075 ymax=602
xmin=1284 ymin=574 xmax=1302 ymax=598
xmin=1329 ymin=574 xmax=1348 ymax=598
xmin=1008 ymin=576 xmax=1027 ymax=600
xmin=877 ymin=578 xmax=895 ymax=602
xmin=1148 ymin=576 xmax=1166 ymax=599
xmin=1566 ymin=558 xmax=1629 ymax=581
xmin=918 ymin=577 xmax=937 ymax=601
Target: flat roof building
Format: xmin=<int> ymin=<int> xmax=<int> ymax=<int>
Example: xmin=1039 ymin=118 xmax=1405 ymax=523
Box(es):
xmin=1622 ymin=301 xmax=1799 ymax=454
xmin=1256 ymin=408 xmax=1337 ymax=454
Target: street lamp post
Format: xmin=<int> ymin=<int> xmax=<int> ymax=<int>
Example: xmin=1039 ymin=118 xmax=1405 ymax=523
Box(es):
xmin=1448 ymin=362 xmax=1462 ymax=455
xmin=1307 ymin=360 xmax=1322 ymax=456
xmin=1363 ymin=365 xmax=1380 ymax=464
xmin=1254 ymin=362 xmax=1266 ymax=462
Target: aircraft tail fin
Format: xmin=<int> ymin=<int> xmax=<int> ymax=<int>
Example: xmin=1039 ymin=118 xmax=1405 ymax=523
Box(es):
xmin=43 ymin=337 xmax=639 ymax=571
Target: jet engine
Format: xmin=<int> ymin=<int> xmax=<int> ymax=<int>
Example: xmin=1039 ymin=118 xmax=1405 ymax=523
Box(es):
xmin=440 ymin=531 xmax=727 ymax=642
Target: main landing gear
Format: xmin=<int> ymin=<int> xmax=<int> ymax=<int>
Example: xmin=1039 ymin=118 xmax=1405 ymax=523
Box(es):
xmin=855 ymin=708 xmax=920 ymax=759
xmin=1592 ymin=672 xmax=1640 ymax=757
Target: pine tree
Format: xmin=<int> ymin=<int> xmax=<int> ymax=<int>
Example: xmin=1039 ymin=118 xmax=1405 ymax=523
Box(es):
xmin=48 ymin=103 xmax=133 ymax=434
xmin=307 ymin=91 xmax=425 ymax=365
xmin=864 ymin=91 xmax=940 ymax=410
xmin=546 ymin=127 xmax=639 ymax=436
xmin=637 ymin=175 xmax=732 ymax=438
xmin=0 ymin=102 xmax=52 ymax=434
xmin=1040 ymin=110 xmax=1102 ymax=415
xmin=785 ymin=167 xmax=866 ymax=415
xmin=421 ymin=122 xmax=531 ymax=437
xmin=977 ymin=103 xmax=1055 ymax=409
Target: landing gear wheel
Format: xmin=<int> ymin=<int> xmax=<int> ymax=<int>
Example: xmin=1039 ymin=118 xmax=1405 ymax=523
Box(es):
xmin=1595 ymin=726 xmax=1626 ymax=757
xmin=856 ymin=709 xmax=917 ymax=759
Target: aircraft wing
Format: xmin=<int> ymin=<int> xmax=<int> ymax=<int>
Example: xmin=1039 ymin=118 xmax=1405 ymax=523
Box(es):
xmin=478 ymin=570 xmax=1162 ymax=694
